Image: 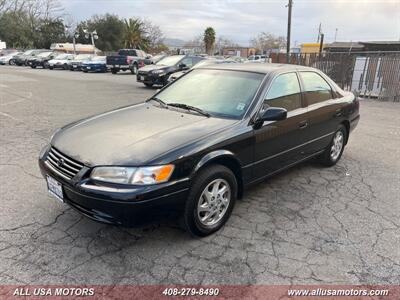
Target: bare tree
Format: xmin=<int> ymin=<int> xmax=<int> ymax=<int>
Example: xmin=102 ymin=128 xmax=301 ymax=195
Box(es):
xmin=250 ymin=32 xmax=286 ymax=53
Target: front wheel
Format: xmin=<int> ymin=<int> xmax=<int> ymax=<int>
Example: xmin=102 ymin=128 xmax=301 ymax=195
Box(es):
xmin=144 ymin=83 xmax=153 ymax=87
xmin=182 ymin=165 xmax=237 ymax=237
xmin=9 ymin=59 xmax=16 ymax=65
xmin=319 ymin=125 xmax=347 ymax=167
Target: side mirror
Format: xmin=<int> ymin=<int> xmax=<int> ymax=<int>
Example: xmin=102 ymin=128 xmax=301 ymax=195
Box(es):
xmin=178 ymin=63 xmax=187 ymax=69
xmin=260 ymin=107 xmax=287 ymax=122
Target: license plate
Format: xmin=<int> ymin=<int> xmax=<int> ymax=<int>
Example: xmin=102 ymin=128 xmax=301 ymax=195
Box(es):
xmin=46 ymin=175 xmax=64 ymax=202
xmin=140 ymin=76 xmax=145 ymax=81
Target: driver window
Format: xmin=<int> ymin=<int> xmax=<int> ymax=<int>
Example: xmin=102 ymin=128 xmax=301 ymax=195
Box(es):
xmin=264 ymin=72 xmax=302 ymax=111
xmin=180 ymin=57 xmax=193 ymax=68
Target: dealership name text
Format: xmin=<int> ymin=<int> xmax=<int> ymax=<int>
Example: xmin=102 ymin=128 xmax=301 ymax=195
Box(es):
xmin=13 ymin=287 xmax=95 ymax=296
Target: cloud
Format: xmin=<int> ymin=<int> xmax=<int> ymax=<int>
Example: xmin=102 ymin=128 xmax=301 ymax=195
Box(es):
xmin=60 ymin=0 xmax=400 ymax=45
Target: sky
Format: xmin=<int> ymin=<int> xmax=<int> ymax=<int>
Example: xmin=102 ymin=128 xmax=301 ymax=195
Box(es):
xmin=60 ymin=0 xmax=400 ymax=46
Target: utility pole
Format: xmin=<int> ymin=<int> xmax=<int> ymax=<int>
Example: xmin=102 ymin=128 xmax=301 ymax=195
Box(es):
xmin=286 ymin=0 xmax=293 ymax=63
xmin=334 ymin=28 xmax=338 ymax=42
xmin=319 ymin=33 xmax=324 ymax=53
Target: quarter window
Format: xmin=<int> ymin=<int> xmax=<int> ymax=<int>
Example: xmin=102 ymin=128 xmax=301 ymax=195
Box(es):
xmin=264 ymin=73 xmax=302 ymax=111
xmin=300 ymin=72 xmax=332 ymax=105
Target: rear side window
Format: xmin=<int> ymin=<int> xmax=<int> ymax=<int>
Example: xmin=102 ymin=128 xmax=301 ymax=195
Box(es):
xmin=300 ymin=72 xmax=332 ymax=105
xmin=264 ymin=72 xmax=302 ymax=111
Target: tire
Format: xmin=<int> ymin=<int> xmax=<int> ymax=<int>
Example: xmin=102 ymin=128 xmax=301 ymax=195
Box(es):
xmin=131 ymin=63 xmax=138 ymax=74
xmin=319 ymin=124 xmax=347 ymax=167
xmin=111 ymin=68 xmax=117 ymax=74
xmin=63 ymin=64 xmax=68 ymax=70
xmin=31 ymin=65 xmax=36 ymax=69
xmin=182 ymin=165 xmax=237 ymax=237
xmin=49 ymin=66 xmax=53 ymax=70
xmin=9 ymin=59 xmax=15 ymax=65
xmin=144 ymin=83 xmax=153 ymax=87
xmin=83 ymin=70 xmax=88 ymax=73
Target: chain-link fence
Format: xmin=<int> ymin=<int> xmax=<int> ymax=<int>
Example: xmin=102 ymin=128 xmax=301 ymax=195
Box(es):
xmin=270 ymin=52 xmax=400 ymax=102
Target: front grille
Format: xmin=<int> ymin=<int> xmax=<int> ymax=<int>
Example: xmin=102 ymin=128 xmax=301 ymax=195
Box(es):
xmin=45 ymin=147 xmax=84 ymax=180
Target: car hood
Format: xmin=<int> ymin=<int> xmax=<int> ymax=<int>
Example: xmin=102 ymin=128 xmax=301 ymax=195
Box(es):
xmin=139 ymin=64 xmax=170 ymax=72
xmin=52 ymin=103 xmax=236 ymax=166
xmin=83 ymin=60 xmax=105 ymax=65
xmin=49 ymin=59 xmax=68 ymax=63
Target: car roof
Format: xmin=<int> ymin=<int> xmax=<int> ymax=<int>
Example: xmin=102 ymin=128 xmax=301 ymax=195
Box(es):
xmin=197 ymin=62 xmax=316 ymax=74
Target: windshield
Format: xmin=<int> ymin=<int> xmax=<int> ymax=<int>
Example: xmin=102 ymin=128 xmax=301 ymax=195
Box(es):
xmin=54 ymin=54 xmax=69 ymax=60
xmin=75 ymin=54 xmax=91 ymax=60
xmin=155 ymin=69 xmax=264 ymax=119
xmin=156 ymin=55 xmax=184 ymax=66
xmin=37 ymin=52 xmax=53 ymax=57
xmin=22 ymin=50 xmax=34 ymax=56
xmin=91 ymin=56 xmax=106 ymax=61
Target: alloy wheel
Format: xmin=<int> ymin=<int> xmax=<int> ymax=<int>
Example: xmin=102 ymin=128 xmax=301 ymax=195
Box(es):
xmin=197 ymin=179 xmax=231 ymax=227
xmin=330 ymin=131 xmax=344 ymax=161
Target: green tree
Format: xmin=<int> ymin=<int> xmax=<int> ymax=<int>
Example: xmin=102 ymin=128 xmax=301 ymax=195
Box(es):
xmin=123 ymin=18 xmax=149 ymax=51
xmin=203 ymin=27 xmax=216 ymax=55
xmin=36 ymin=18 xmax=66 ymax=48
xmin=74 ymin=14 xmax=125 ymax=51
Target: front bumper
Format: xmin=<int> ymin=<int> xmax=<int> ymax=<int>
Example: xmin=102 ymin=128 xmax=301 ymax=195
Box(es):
xmin=38 ymin=146 xmax=190 ymax=226
xmin=137 ymin=72 xmax=167 ymax=85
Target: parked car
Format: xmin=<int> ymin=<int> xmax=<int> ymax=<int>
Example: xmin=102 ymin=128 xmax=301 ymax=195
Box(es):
xmin=106 ymin=49 xmax=147 ymax=74
xmin=48 ymin=54 xmax=75 ymax=70
xmin=14 ymin=49 xmax=48 ymax=66
xmin=39 ymin=63 xmax=360 ymax=236
xmin=68 ymin=54 xmax=94 ymax=71
xmin=28 ymin=51 xmax=56 ymax=68
xmin=81 ymin=56 xmax=107 ymax=73
xmin=137 ymin=55 xmax=205 ymax=87
xmin=0 ymin=51 xmax=22 ymax=65
xmin=140 ymin=54 xmax=167 ymax=65
xmin=247 ymin=55 xmax=267 ymax=61
xmin=168 ymin=58 xmax=237 ymax=83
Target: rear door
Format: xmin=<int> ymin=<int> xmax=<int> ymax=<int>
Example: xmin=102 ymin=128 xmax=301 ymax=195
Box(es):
xmin=252 ymin=72 xmax=309 ymax=179
xmin=299 ymin=71 xmax=342 ymax=154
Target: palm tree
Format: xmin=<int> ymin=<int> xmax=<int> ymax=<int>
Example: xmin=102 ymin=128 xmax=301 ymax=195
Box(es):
xmin=204 ymin=27 xmax=216 ymax=55
xmin=123 ymin=18 xmax=149 ymax=51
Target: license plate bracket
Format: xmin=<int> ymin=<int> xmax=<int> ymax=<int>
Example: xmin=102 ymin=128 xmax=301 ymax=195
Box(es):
xmin=46 ymin=175 xmax=64 ymax=202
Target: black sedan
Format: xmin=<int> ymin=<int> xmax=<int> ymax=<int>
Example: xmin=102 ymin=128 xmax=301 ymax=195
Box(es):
xmin=137 ymin=55 xmax=205 ymax=87
xmin=39 ymin=63 xmax=359 ymax=236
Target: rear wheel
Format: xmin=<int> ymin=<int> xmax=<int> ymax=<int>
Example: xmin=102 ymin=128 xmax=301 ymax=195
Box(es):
xmin=144 ymin=83 xmax=153 ymax=87
xmin=182 ymin=165 xmax=237 ymax=237
xmin=131 ymin=63 xmax=138 ymax=74
xmin=9 ymin=59 xmax=16 ymax=65
xmin=49 ymin=66 xmax=53 ymax=70
xmin=319 ymin=124 xmax=347 ymax=167
xmin=111 ymin=68 xmax=118 ymax=74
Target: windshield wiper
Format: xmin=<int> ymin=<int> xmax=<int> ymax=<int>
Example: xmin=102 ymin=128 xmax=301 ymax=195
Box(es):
xmin=167 ymin=103 xmax=210 ymax=117
xmin=146 ymin=97 xmax=167 ymax=108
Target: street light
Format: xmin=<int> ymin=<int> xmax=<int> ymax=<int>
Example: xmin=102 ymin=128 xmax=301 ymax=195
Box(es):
xmin=73 ymin=32 xmax=79 ymax=55
xmin=83 ymin=29 xmax=98 ymax=54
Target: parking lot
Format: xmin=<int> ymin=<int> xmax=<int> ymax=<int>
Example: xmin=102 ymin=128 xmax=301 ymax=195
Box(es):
xmin=0 ymin=66 xmax=399 ymax=285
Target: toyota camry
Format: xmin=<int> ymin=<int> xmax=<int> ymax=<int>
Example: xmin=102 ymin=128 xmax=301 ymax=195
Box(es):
xmin=39 ymin=63 xmax=359 ymax=236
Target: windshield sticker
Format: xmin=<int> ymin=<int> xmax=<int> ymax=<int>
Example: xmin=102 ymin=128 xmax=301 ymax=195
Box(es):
xmin=236 ymin=103 xmax=246 ymax=111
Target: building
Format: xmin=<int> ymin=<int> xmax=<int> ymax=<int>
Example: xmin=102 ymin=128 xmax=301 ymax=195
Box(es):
xmin=360 ymin=41 xmax=400 ymax=52
xmin=324 ymin=41 xmax=400 ymax=53
xmin=323 ymin=42 xmax=364 ymax=53
xmin=301 ymin=43 xmax=324 ymax=53
xmin=0 ymin=40 xmax=6 ymax=50
xmin=222 ymin=47 xmax=256 ymax=58
xmin=50 ymin=43 xmax=101 ymax=54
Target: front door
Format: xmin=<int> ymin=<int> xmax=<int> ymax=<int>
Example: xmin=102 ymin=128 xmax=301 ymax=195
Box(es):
xmin=252 ymin=72 xmax=310 ymax=180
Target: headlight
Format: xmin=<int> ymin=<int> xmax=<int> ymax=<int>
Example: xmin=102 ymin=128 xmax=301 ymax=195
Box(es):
xmin=90 ymin=165 xmax=174 ymax=185
xmin=152 ymin=70 xmax=166 ymax=76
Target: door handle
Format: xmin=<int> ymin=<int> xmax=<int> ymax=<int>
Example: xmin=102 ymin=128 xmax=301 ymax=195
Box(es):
xmin=335 ymin=109 xmax=342 ymax=117
xmin=298 ymin=121 xmax=308 ymax=129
